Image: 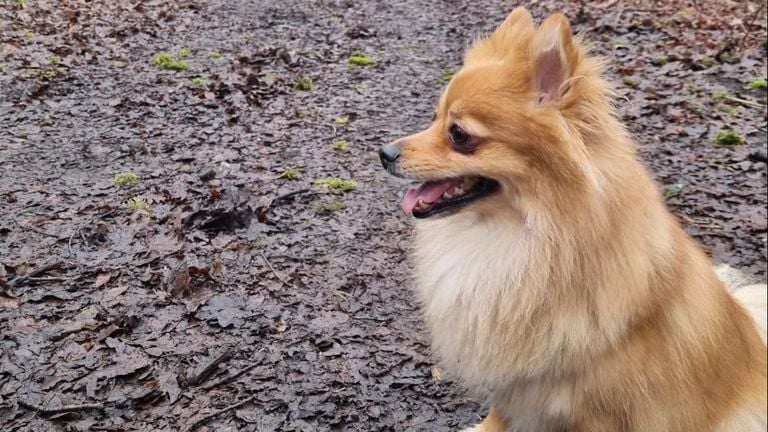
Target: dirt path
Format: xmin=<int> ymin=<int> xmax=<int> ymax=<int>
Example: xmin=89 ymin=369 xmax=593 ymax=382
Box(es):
xmin=1 ymin=1 xmax=765 ymax=431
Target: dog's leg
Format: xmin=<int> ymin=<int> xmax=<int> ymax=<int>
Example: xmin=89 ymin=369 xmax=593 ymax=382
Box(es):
xmin=461 ymin=407 xmax=509 ymax=432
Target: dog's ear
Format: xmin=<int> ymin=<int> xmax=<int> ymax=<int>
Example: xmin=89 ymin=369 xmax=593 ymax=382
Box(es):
xmin=495 ymin=7 xmax=535 ymax=40
xmin=465 ymin=7 xmax=534 ymax=65
xmin=531 ymin=13 xmax=579 ymax=104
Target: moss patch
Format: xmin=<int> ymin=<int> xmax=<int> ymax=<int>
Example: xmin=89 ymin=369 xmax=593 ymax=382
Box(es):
xmin=347 ymin=51 xmax=375 ymax=67
xmin=113 ymin=172 xmax=140 ymax=186
xmin=315 ymin=177 xmax=357 ymax=192
xmin=153 ymin=51 xmax=189 ymax=71
xmin=332 ymin=140 xmax=350 ymax=152
xmin=712 ymin=129 xmax=745 ymax=146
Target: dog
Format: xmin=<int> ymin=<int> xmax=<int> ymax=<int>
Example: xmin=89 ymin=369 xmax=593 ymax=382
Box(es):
xmin=379 ymin=7 xmax=767 ymax=432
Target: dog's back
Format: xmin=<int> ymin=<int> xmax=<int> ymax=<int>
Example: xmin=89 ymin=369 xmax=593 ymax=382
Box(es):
xmin=716 ymin=264 xmax=768 ymax=342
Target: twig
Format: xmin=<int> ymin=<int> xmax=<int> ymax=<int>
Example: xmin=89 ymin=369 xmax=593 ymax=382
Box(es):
xmin=14 ymin=220 xmax=65 ymax=240
xmin=26 ymin=276 xmax=71 ymax=283
xmin=68 ymin=210 xmax=115 ymax=260
xmin=7 ymin=260 xmax=64 ymax=288
xmin=259 ymin=251 xmax=290 ymax=286
xmin=202 ymin=363 xmax=260 ymax=390
xmin=17 ymin=399 xmax=104 ymax=415
xmin=740 ymin=1 xmax=766 ymax=50
xmin=596 ymin=0 xmax=618 ymax=9
xmin=187 ymin=346 xmax=233 ymax=386
xmin=723 ymin=95 xmax=766 ymax=109
xmin=273 ymin=188 xmax=313 ymax=202
xmin=184 ymin=394 xmax=258 ymax=432
xmin=353 ymin=315 xmax=390 ymax=322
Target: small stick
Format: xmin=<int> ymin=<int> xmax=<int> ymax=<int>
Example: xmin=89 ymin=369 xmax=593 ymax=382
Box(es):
xmin=7 ymin=260 xmax=64 ymax=288
xmin=184 ymin=394 xmax=257 ymax=432
xmin=259 ymin=251 xmax=290 ymax=286
xmin=202 ymin=363 xmax=260 ymax=390
xmin=17 ymin=399 xmax=104 ymax=415
xmin=723 ymin=95 xmax=766 ymax=109
xmin=274 ymin=189 xmax=313 ymax=202
xmin=188 ymin=346 xmax=233 ymax=386
xmin=14 ymin=220 xmax=65 ymax=240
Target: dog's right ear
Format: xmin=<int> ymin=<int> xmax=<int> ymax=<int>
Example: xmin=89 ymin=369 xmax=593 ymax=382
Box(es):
xmin=531 ymin=13 xmax=580 ymax=105
xmin=465 ymin=7 xmax=534 ymax=65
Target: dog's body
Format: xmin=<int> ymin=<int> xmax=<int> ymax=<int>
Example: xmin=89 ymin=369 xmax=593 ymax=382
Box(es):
xmin=380 ymin=7 xmax=767 ymax=432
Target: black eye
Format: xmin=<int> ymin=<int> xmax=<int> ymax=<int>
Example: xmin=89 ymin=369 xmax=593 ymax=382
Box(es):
xmin=449 ymin=124 xmax=471 ymax=150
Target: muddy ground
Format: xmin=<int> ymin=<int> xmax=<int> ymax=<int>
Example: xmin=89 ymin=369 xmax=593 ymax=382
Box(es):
xmin=1 ymin=0 xmax=766 ymax=431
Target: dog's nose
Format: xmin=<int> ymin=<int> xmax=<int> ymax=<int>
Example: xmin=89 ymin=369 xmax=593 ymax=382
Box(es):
xmin=379 ymin=142 xmax=401 ymax=169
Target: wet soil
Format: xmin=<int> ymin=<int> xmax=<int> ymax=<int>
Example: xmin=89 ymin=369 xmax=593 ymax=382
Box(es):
xmin=1 ymin=1 xmax=766 ymax=431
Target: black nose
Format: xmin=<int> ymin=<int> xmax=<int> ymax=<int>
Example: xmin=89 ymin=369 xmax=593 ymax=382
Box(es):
xmin=379 ymin=142 xmax=401 ymax=169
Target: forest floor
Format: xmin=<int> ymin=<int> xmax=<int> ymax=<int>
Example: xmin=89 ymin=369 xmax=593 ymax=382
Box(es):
xmin=1 ymin=0 xmax=766 ymax=431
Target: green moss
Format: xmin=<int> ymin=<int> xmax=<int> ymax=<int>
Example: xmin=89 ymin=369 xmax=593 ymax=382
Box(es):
xmin=664 ymin=183 xmax=685 ymax=198
xmin=622 ymin=77 xmax=638 ymax=88
xmin=211 ymin=51 xmax=222 ymax=60
xmin=440 ymin=67 xmax=456 ymax=83
xmin=23 ymin=30 xmax=34 ymax=39
xmin=153 ymin=51 xmax=189 ymax=71
xmin=292 ymin=76 xmax=313 ymax=91
xmin=701 ymin=56 xmax=717 ymax=68
xmin=613 ymin=38 xmax=627 ymax=48
xmin=718 ymin=52 xmax=736 ymax=64
xmin=48 ymin=55 xmax=62 ymax=65
xmin=263 ymin=73 xmax=278 ymax=84
xmin=717 ymin=104 xmax=736 ymax=115
xmin=653 ymin=55 xmax=669 ymax=66
xmin=41 ymin=68 xmax=64 ymax=81
xmin=127 ymin=196 xmax=150 ymax=212
xmin=190 ymin=76 xmax=205 ymax=85
xmin=177 ymin=48 xmax=191 ymax=59
xmin=314 ymin=199 xmax=347 ymax=213
xmin=347 ymin=51 xmax=375 ymax=67
xmin=280 ymin=167 xmax=303 ymax=180
xmin=113 ymin=172 xmax=140 ymax=186
xmin=710 ymin=90 xmax=731 ymax=103
xmin=748 ymin=78 xmax=767 ymax=89
xmin=315 ymin=177 xmax=357 ymax=192
xmin=332 ymin=140 xmax=350 ymax=152
xmin=333 ymin=116 xmax=349 ymax=126
xmin=112 ymin=60 xmax=127 ymax=68
xmin=712 ymin=129 xmax=745 ymax=146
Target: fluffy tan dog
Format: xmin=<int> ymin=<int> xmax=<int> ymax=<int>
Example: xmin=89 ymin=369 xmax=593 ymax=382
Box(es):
xmin=379 ymin=7 xmax=767 ymax=432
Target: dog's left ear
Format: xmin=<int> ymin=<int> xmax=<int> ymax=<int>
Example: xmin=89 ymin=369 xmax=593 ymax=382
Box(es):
xmin=531 ymin=13 xmax=579 ymax=104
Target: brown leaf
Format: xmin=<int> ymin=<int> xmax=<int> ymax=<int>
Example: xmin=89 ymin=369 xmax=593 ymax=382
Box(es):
xmin=93 ymin=272 xmax=112 ymax=288
xmin=0 ymin=294 xmax=20 ymax=309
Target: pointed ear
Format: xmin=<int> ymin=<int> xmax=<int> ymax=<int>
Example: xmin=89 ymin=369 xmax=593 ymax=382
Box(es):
xmin=494 ymin=7 xmax=535 ymax=41
xmin=531 ymin=13 xmax=579 ymax=104
xmin=466 ymin=7 xmax=534 ymax=65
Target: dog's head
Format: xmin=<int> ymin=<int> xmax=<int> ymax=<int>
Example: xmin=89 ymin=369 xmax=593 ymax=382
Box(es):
xmin=381 ymin=8 xmax=614 ymax=222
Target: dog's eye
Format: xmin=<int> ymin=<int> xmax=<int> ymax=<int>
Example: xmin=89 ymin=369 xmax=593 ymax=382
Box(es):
xmin=449 ymin=124 xmax=471 ymax=151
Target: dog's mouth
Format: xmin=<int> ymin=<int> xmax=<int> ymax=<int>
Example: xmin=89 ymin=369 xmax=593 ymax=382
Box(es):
xmin=401 ymin=176 xmax=500 ymax=219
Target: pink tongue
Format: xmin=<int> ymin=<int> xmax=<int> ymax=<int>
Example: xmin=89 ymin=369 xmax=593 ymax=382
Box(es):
xmin=402 ymin=179 xmax=462 ymax=214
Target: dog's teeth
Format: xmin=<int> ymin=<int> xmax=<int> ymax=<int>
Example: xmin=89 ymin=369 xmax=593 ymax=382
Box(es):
xmin=453 ymin=186 xmax=464 ymax=195
xmin=443 ymin=191 xmax=454 ymax=199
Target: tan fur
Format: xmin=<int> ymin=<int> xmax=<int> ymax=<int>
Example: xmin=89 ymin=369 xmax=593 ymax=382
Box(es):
xmin=390 ymin=7 xmax=767 ymax=432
